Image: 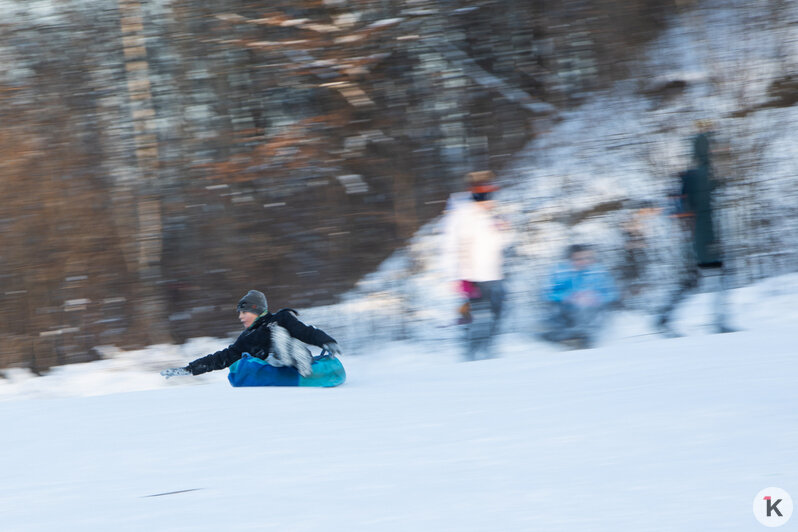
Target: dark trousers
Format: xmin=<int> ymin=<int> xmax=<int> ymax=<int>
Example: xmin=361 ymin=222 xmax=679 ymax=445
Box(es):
xmin=541 ymin=301 xmax=608 ymax=347
xmin=658 ymin=263 xmax=729 ymax=330
xmin=463 ymin=280 xmax=505 ymax=360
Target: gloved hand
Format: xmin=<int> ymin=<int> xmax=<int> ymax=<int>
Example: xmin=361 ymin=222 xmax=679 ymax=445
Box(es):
xmin=160 ymin=367 xmax=191 ymax=379
xmin=323 ymin=342 xmax=342 ymax=357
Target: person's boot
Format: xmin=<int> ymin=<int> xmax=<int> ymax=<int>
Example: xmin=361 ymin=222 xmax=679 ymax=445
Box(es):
xmin=715 ymin=323 xmax=738 ymax=334
xmin=655 ymin=315 xmax=682 ymax=338
xmin=562 ymin=336 xmax=590 ymax=350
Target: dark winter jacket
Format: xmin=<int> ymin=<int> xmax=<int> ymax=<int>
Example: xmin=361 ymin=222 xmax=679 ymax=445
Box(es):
xmin=692 ymin=132 xmax=713 ymax=168
xmin=681 ymin=166 xmax=721 ymax=266
xmin=186 ymin=309 xmax=335 ymax=375
xmin=683 ymin=131 xmax=722 ymax=265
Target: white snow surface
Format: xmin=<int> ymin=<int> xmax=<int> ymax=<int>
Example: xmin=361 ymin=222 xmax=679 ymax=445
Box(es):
xmin=1 ymin=275 xmax=797 ymax=531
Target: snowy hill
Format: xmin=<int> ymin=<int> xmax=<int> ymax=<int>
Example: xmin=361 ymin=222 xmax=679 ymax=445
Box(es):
xmin=1 ymin=276 xmax=798 ymax=531
xmin=297 ymin=0 xmax=798 ymax=353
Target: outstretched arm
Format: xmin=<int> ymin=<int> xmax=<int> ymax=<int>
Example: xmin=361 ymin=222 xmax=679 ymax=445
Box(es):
xmin=185 ymin=344 xmax=244 ymax=375
xmin=161 ymin=340 xmax=245 ymax=378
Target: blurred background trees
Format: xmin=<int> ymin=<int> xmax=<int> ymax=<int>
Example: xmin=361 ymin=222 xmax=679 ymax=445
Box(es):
xmin=0 ymin=0 xmax=726 ymax=370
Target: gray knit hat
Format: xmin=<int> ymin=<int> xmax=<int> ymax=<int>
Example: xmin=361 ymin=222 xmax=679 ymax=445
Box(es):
xmin=236 ymin=290 xmax=267 ymax=315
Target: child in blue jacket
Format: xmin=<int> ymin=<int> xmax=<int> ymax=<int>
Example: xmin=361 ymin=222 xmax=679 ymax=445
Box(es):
xmin=540 ymin=245 xmax=617 ymax=348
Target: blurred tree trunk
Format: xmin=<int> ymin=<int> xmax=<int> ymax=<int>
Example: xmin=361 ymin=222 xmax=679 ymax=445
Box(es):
xmin=118 ymin=0 xmax=172 ymax=344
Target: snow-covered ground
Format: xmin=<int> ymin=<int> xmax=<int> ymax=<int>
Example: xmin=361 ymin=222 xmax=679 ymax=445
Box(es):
xmin=1 ymin=274 xmax=797 ymax=531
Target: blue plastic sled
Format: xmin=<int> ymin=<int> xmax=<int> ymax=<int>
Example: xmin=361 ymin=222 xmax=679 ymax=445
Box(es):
xmin=227 ymin=352 xmax=346 ymax=388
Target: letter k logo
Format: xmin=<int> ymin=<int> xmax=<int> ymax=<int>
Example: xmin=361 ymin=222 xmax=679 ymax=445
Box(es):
xmin=754 ymin=488 xmax=792 ymax=527
xmin=765 ymin=496 xmax=783 ymax=518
